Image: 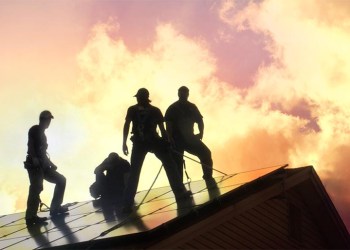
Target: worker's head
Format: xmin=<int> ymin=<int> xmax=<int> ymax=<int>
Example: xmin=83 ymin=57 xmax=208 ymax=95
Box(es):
xmin=39 ymin=110 xmax=54 ymax=128
xmin=107 ymin=152 xmax=119 ymax=162
xmin=178 ymin=86 xmax=189 ymax=101
xmin=134 ymin=88 xmax=151 ymax=105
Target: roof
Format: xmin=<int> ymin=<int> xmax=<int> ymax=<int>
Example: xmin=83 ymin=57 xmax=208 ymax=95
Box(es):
xmin=0 ymin=165 xmax=349 ymax=249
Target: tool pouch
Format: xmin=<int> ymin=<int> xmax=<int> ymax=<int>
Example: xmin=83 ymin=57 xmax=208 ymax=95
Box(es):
xmin=23 ymin=156 xmax=39 ymax=170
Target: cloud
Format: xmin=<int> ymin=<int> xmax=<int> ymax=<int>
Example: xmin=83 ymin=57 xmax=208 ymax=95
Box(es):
xmin=1 ymin=1 xmax=350 ymax=234
xmin=2 ymin=17 xmax=225 ymax=214
xmin=54 ymin=20 xmax=226 ymax=202
xmin=217 ymin=0 xmax=350 ymax=229
xmin=73 ymin=17 xmax=313 ymax=190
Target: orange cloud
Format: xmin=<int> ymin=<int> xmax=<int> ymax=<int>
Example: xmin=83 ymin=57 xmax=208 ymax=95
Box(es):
xmin=73 ymin=20 xmax=221 ymax=191
xmin=1 ymin=2 xmax=349 ymax=234
xmin=217 ymin=0 xmax=350 ymax=229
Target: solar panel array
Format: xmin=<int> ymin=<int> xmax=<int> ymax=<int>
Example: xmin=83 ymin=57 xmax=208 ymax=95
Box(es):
xmin=0 ymin=166 xmax=282 ymax=249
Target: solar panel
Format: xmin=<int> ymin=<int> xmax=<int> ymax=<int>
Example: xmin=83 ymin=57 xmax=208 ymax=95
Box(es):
xmin=0 ymin=165 xmax=284 ymax=249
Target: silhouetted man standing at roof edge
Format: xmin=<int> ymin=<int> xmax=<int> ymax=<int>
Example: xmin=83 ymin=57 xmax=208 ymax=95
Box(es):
xmin=24 ymin=110 xmax=67 ymax=226
xmin=122 ymin=88 xmax=192 ymax=213
xmin=165 ymin=86 xmax=214 ymax=186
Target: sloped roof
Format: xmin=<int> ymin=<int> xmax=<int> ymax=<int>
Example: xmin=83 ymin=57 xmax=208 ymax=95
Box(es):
xmin=0 ymin=165 xmax=348 ymax=249
xmin=149 ymin=166 xmax=350 ymax=249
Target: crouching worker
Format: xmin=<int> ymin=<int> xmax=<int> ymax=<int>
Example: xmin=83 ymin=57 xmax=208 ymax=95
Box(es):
xmin=24 ymin=110 xmax=67 ymax=226
xmin=90 ymin=152 xmax=130 ymax=206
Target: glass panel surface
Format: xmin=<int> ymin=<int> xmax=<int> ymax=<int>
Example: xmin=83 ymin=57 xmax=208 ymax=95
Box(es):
xmin=0 ymin=166 xmax=284 ymax=249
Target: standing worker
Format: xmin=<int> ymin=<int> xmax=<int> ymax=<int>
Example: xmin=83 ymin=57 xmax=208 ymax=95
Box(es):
xmin=122 ymin=88 xmax=191 ymax=213
xmin=24 ymin=110 xmax=67 ymax=226
xmin=165 ymin=86 xmax=214 ymax=186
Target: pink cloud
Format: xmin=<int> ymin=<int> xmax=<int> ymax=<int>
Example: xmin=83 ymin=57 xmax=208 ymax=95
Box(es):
xmin=1 ymin=1 xmax=350 ymax=234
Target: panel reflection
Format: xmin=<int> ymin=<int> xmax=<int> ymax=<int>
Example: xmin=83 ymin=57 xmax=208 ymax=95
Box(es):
xmin=0 ymin=166 xmax=283 ymax=250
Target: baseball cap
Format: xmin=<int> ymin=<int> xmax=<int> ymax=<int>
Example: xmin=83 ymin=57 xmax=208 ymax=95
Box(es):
xmin=134 ymin=88 xmax=149 ymax=98
xmin=39 ymin=110 xmax=54 ymax=119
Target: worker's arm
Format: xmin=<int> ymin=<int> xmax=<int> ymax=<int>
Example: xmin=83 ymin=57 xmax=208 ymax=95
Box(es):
xmin=27 ymin=128 xmax=42 ymax=167
xmin=123 ymin=119 xmax=131 ymax=156
xmin=193 ymin=104 xmax=204 ymax=140
xmin=197 ymin=118 xmax=204 ymax=140
xmin=165 ymin=121 xmax=175 ymax=146
xmin=48 ymin=159 xmax=58 ymax=171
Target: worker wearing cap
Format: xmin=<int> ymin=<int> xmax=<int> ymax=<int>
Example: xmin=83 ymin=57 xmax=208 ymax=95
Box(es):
xmin=24 ymin=110 xmax=67 ymax=226
xmin=165 ymin=86 xmax=214 ymax=186
xmin=122 ymin=88 xmax=191 ymax=213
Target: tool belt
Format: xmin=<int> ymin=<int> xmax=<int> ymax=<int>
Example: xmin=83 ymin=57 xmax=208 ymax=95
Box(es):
xmin=24 ymin=155 xmax=36 ymax=169
xmin=130 ymin=133 xmax=160 ymax=144
xmin=23 ymin=155 xmax=49 ymax=170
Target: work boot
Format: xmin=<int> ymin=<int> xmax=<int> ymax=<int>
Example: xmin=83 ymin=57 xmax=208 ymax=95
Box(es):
xmin=50 ymin=206 xmax=68 ymax=217
xmin=121 ymin=206 xmax=133 ymax=214
xmin=92 ymin=198 xmax=102 ymax=207
xmin=26 ymin=216 xmax=48 ymax=226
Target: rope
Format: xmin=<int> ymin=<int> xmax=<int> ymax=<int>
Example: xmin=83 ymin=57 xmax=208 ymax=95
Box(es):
xmin=136 ymin=164 xmax=163 ymax=211
xmin=39 ymin=200 xmax=50 ymax=212
xmin=183 ymin=159 xmax=192 ymax=190
xmin=2 ymin=201 xmax=90 ymax=249
xmin=172 ymin=149 xmax=228 ymax=176
xmin=234 ymin=163 xmax=289 ymax=174
xmin=95 ymin=173 xmax=233 ymax=241
xmin=96 ymin=163 xmax=164 ymax=240
xmin=10 ymin=163 xmax=288 ymax=250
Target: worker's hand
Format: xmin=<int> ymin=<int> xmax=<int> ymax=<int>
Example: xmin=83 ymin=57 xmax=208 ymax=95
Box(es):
xmin=196 ymin=133 xmax=203 ymax=140
xmin=123 ymin=143 xmax=129 ymax=156
xmin=50 ymin=163 xmax=58 ymax=171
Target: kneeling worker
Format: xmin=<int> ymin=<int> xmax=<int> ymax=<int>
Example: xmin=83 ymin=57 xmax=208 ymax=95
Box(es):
xmin=91 ymin=152 xmax=130 ymax=205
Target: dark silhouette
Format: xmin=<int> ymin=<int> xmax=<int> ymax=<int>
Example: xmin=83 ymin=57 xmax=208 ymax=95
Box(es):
xmin=122 ymin=88 xmax=192 ymax=213
xmin=27 ymin=222 xmax=51 ymax=247
xmin=165 ymin=86 xmax=215 ymax=187
xmin=24 ymin=110 xmax=67 ymax=226
xmin=99 ymin=201 xmax=118 ymax=222
xmin=90 ymin=152 xmax=130 ymax=206
xmin=176 ymin=196 xmax=195 ymax=218
xmin=51 ymin=215 xmax=78 ymax=245
xmin=207 ymin=178 xmax=221 ymax=200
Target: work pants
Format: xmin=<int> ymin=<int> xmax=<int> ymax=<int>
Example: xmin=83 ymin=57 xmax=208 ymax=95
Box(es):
xmin=95 ymin=173 xmax=124 ymax=205
xmin=173 ymin=135 xmax=213 ymax=181
xmin=25 ymin=167 xmax=66 ymax=219
xmin=123 ymin=139 xmax=186 ymax=207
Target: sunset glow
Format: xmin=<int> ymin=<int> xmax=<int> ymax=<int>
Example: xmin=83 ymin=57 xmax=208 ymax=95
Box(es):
xmin=1 ymin=0 xmax=350 ymax=231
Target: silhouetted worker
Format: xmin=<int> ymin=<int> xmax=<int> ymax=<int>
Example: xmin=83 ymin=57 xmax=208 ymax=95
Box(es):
xmin=165 ymin=86 xmax=214 ymax=186
xmin=122 ymin=88 xmax=191 ymax=212
xmin=24 ymin=110 xmax=67 ymax=226
xmin=91 ymin=152 xmax=130 ymax=205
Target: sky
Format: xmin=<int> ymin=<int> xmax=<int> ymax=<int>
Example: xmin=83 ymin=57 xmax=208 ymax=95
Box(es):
xmin=1 ymin=0 xmax=349 ymax=231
